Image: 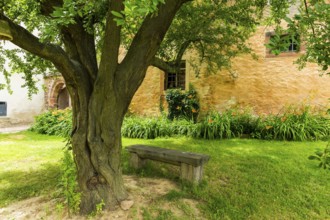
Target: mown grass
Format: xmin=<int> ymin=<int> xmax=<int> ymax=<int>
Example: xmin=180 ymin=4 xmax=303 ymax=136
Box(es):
xmin=122 ymin=138 xmax=330 ymax=219
xmin=1 ymin=132 xmax=329 ymax=219
xmin=0 ymin=131 xmax=63 ymax=207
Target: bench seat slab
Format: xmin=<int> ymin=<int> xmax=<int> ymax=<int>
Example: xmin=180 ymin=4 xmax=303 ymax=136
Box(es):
xmin=126 ymin=145 xmax=210 ymax=183
xmin=126 ymin=145 xmax=210 ymax=166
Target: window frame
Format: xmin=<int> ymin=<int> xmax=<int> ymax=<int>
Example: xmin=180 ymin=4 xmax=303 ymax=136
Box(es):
xmin=0 ymin=102 xmax=7 ymax=116
xmin=164 ymin=61 xmax=186 ymax=90
xmin=265 ymin=31 xmax=303 ymax=58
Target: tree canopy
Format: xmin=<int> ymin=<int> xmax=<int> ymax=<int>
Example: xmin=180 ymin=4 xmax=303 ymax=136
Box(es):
xmin=1 ymin=0 xmax=329 ymax=92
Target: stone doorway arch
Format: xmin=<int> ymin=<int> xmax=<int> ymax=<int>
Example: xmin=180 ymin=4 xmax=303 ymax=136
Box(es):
xmin=46 ymin=77 xmax=71 ymax=109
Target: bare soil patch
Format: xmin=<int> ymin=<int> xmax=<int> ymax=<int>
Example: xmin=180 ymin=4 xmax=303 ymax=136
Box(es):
xmin=0 ymin=175 xmax=204 ymax=220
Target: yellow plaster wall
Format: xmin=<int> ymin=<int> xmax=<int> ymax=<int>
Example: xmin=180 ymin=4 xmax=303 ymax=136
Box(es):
xmin=129 ymin=27 xmax=330 ymax=115
xmin=129 ymin=66 xmax=164 ymax=116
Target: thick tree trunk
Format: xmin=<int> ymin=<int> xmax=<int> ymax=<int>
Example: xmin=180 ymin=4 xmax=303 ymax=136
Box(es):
xmin=5 ymin=0 xmax=189 ymax=215
xmin=70 ymin=81 xmax=128 ymax=214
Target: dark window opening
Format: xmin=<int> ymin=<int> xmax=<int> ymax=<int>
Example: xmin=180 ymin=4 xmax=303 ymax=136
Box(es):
xmin=268 ymin=33 xmax=300 ymax=54
xmin=164 ymin=61 xmax=186 ymax=90
xmin=287 ymin=36 xmax=298 ymax=52
xmin=57 ymin=88 xmax=70 ymax=109
xmin=0 ymin=102 xmax=7 ymax=116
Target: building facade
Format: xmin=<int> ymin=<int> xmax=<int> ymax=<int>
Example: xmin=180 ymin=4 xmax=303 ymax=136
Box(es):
xmin=129 ymin=26 xmax=330 ymax=116
xmin=0 ymin=74 xmax=45 ymax=127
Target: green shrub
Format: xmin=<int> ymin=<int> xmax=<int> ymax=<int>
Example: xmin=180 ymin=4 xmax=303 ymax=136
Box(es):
xmin=308 ymin=141 xmax=330 ymax=170
xmin=165 ymin=85 xmax=200 ymax=122
xmin=30 ymin=108 xmax=72 ymax=137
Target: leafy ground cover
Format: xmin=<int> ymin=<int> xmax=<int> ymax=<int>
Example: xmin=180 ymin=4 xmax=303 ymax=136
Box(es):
xmin=1 ymin=132 xmax=330 ymax=219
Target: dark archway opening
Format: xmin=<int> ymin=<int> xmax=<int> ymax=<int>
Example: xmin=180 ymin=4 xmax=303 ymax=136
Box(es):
xmin=57 ymin=87 xmax=70 ymax=109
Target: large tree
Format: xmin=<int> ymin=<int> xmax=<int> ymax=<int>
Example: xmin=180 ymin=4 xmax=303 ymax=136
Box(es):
xmin=0 ymin=0 xmax=329 ymax=214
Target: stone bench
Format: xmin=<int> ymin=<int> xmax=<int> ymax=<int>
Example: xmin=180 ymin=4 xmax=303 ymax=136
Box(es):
xmin=126 ymin=145 xmax=210 ymax=183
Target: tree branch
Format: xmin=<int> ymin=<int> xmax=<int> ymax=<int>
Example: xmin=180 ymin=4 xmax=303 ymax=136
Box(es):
xmin=39 ymin=0 xmax=98 ymax=82
xmin=117 ymin=0 xmax=190 ymax=96
xmin=3 ymin=15 xmax=87 ymax=89
xmin=39 ymin=0 xmax=62 ymax=16
xmin=61 ymin=19 xmax=98 ymax=83
xmin=303 ymin=0 xmax=316 ymax=37
xmin=151 ymin=57 xmax=177 ymax=73
xmin=4 ymin=17 xmax=63 ymax=68
xmin=174 ymin=40 xmax=192 ymax=65
xmin=98 ymin=0 xmax=124 ymax=82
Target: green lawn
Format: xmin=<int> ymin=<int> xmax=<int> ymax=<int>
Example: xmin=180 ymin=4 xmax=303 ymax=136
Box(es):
xmin=122 ymin=138 xmax=330 ymax=219
xmin=0 ymin=131 xmax=63 ymax=207
xmin=1 ymin=131 xmax=329 ymax=219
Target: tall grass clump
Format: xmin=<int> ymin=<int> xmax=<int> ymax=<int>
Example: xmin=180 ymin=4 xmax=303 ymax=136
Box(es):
xmin=31 ymin=105 xmax=329 ymax=141
xmin=122 ymin=108 xmax=256 ymax=140
xmin=122 ymin=116 xmax=199 ymax=139
xmin=122 ymin=116 xmax=173 ymax=139
xmin=192 ymin=111 xmax=234 ymax=139
xmin=189 ymin=108 xmax=256 ymax=139
xmin=122 ymin=106 xmax=329 ymax=141
xmin=30 ymin=108 xmax=72 ymax=137
xmin=252 ymin=106 xmax=330 ymax=141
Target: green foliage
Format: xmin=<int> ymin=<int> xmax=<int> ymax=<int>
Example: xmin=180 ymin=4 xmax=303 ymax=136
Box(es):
xmin=56 ymin=149 xmax=81 ymax=216
xmin=29 ymin=106 xmax=326 ymax=141
xmin=122 ymin=116 xmax=174 ymax=139
xmin=32 ymin=106 xmax=329 ymax=141
xmin=309 ymin=141 xmax=330 ymax=170
xmin=251 ymin=106 xmax=330 ymax=141
xmin=267 ymin=0 xmax=330 ymax=73
xmin=266 ymin=29 xmax=300 ymax=55
xmin=194 ymin=110 xmax=251 ymax=140
xmin=104 ymin=0 xmax=168 ymax=52
xmin=122 ymin=106 xmax=329 ymax=141
xmin=157 ymin=0 xmax=266 ymax=74
xmin=30 ymin=108 xmax=72 ymax=138
xmin=88 ymin=199 xmax=105 ymax=218
xmin=165 ymin=85 xmax=199 ymax=122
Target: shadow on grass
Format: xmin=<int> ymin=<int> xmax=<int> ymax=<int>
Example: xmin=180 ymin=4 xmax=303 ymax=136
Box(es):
xmin=122 ymin=150 xmax=181 ymax=182
xmin=0 ymin=163 xmax=61 ymax=207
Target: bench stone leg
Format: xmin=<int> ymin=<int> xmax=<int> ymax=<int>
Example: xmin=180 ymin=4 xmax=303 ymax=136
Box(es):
xmin=130 ymin=153 xmax=146 ymax=169
xmin=180 ymin=163 xmax=203 ymax=183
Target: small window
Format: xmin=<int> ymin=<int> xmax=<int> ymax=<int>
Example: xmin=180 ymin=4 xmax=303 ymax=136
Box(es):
xmin=0 ymin=102 xmax=7 ymax=116
xmin=266 ymin=33 xmax=300 ymax=55
xmin=279 ymin=34 xmax=299 ymax=52
xmin=164 ymin=61 xmax=186 ymax=90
